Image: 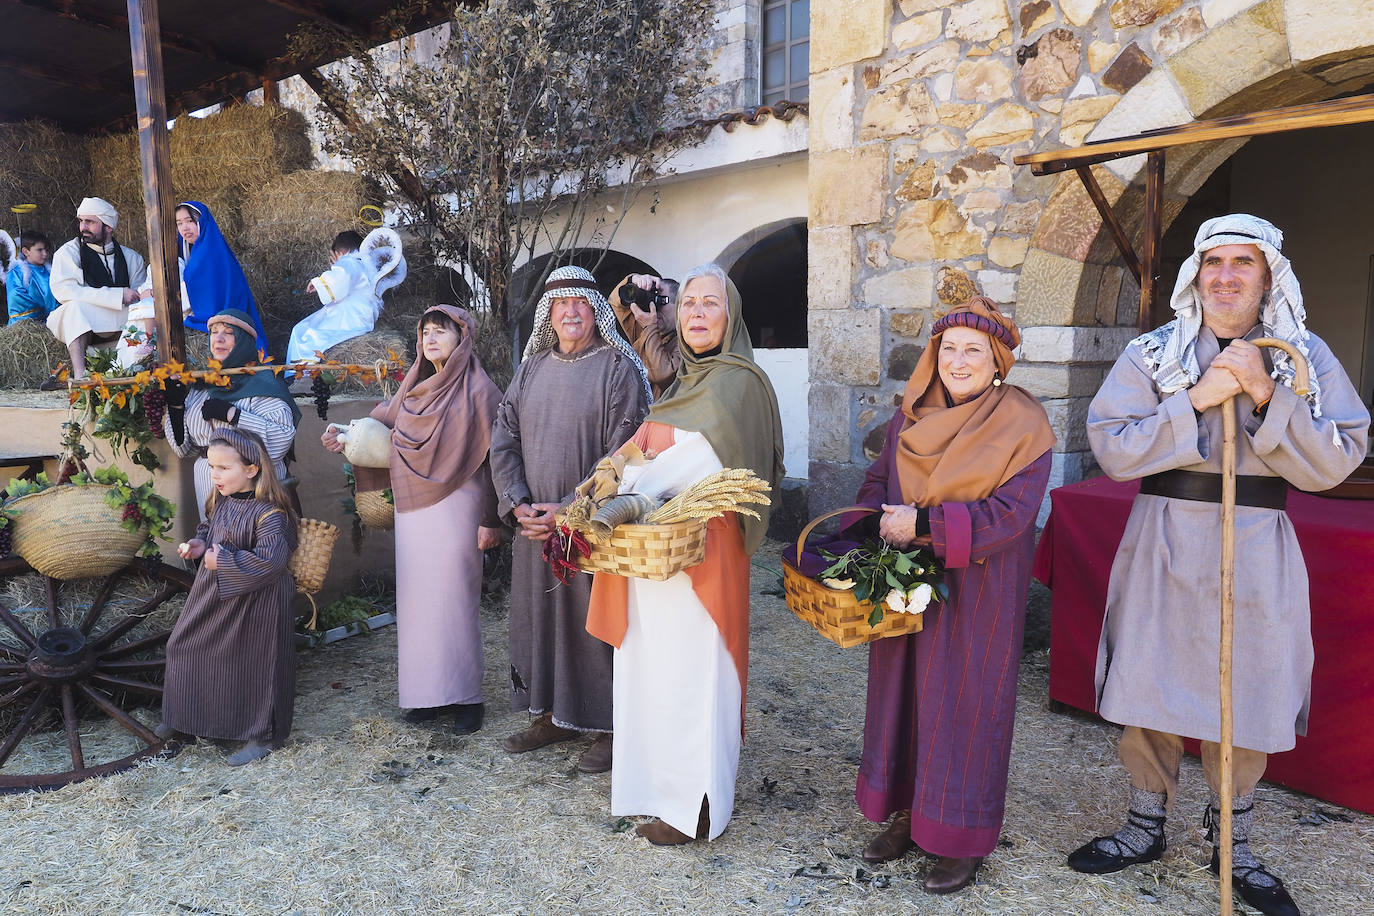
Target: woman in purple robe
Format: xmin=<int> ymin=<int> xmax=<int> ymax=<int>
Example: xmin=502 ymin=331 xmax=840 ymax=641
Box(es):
xmin=847 ymin=297 xmax=1054 ymax=894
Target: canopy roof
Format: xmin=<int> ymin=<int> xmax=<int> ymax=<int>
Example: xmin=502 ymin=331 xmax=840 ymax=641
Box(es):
xmin=0 ymin=0 xmax=456 ymax=133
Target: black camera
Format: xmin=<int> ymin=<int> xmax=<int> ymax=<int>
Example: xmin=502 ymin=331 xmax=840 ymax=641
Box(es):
xmin=619 ymin=279 xmax=670 ymax=312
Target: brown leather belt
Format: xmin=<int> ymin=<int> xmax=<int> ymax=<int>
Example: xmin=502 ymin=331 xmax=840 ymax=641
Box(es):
xmin=1140 ymin=469 xmax=1288 ymax=510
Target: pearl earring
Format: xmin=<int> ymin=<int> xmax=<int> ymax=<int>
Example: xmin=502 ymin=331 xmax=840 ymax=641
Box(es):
xmin=992 ymin=372 xmax=1003 ymax=387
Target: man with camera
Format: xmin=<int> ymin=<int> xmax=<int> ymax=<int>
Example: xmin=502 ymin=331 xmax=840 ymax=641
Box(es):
xmin=611 ymin=273 xmax=681 ymax=399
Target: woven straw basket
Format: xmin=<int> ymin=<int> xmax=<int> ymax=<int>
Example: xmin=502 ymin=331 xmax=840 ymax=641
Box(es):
xmin=289 ymin=518 xmax=340 ymax=595
xmin=572 ymin=518 xmax=708 ymax=581
xmin=355 ymin=489 xmax=395 ymax=530
xmin=7 ymin=485 xmax=147 ymax=580
xmin=783 ymin=506 xmax=925 ymax=648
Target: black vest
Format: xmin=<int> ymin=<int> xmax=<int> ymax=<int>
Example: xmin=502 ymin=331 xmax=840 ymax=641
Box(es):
xmin=77 ymin=239 xmax=131 ymax=288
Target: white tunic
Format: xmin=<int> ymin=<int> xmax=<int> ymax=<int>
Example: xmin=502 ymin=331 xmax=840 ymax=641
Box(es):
xmin=611 ymin=430 xmax=742 ymax=840
xmin=47 ymin=239 xmax=148 ymax=344
xmin=286 ymin=253 xmax=381 ymax=363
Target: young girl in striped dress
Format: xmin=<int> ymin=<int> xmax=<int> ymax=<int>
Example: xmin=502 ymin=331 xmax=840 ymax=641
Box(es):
xmin=157 ymin=428 xmax=299 ymax=766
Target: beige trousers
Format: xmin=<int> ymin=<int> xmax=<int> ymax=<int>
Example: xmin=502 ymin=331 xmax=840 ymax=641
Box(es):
xmin=1119 ymin=726 xmax=1268 ymax=809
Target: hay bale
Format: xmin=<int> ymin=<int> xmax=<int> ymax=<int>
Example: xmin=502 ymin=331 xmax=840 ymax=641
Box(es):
xmin=87 ymin=104 xmax=314 ymax=252
xmin=0 ymin=319 xmax=69 ymax=388
xmin=0 ymin=121 xmax=93 ymax=242
xmin=239 ymin=169 xmax=368 ymax=354
xmin=320 ymin=328 xmax=410 ymax=394
xmin=182 ymin=328 xmax=210 ymax=368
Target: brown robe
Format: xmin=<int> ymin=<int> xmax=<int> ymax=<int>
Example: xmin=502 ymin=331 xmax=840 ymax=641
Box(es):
xmin=162 ymin=494 xmax=299 ymax=745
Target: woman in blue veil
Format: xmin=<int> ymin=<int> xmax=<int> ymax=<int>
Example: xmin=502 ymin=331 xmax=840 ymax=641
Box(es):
xmin=177 ymin=201 xmax=267 ymax=346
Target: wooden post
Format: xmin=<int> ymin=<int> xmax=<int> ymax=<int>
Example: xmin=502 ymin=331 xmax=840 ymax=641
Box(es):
xmin=126 ymin=0 xmax=185 ymax=366
xmin=1137 ymin=151 xmax=1165 ymax=333
xmin=262 ymin=78 xmax=280 ymax=105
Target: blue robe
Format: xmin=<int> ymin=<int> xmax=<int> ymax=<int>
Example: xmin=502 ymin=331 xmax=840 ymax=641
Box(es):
xmin=179 ymin=201 xmax=267 ymax=345
xmin=5 ymin=260 xmax=59 ymax=323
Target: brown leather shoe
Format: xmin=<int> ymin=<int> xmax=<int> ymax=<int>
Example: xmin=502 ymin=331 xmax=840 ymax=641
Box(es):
xmin=502 ymin=714 xmax=579 ymax=754
xmin=576 ymin=733 xmax=613 ymax=773
xmin=636 ymin=796 xmax=711 ymax=845
xmin=923 ymin=855 xmax=982 ymax=894
xmin=862 ymin=811 xmax=914 ymax=864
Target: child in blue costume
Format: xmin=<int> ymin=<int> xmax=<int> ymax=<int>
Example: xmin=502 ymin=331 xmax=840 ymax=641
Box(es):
xmin=5 ymin=231 xmax=60 ymax=323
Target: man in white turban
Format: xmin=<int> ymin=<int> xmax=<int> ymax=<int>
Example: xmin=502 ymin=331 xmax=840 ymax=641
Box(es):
xmin=43 ymin=197 xmax=148 ymax=383
xmin=1069 ymin=214 xmax=1369 ymax=916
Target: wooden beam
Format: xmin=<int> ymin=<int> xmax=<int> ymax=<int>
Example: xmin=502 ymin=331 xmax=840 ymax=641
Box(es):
xmin=259 ymin=0 xmax=364 ymax=35
xmin=0 ymin=53 xmax=132 ymax=96
xmin=127 ymin=0 xmax=185 ymax=367
xmin=1074 ymin=164 xmax=1143 ymax=286
xmin=1015 ymin=93 xmax=1374 ymax=175
xmin=14 ymin=0 xmax=266 ymax=76
xmin=1137 ymin=151 xmax=1165 ymax=333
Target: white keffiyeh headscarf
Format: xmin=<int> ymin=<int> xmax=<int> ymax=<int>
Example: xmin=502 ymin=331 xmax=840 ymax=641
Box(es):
xmin=1131 ymin=213 xmax=1323 ymax=417
xmin=522 ymin=265 xmax=653 ymax=403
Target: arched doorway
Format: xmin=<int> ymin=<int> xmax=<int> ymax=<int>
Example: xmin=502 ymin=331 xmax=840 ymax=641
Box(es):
xmin=720 ymin=219 xmax=808 ymax=348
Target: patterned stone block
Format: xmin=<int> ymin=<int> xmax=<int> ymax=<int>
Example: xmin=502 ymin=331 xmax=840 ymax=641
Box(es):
xmin=1166 ymin=0 xmax=1288 ymax=115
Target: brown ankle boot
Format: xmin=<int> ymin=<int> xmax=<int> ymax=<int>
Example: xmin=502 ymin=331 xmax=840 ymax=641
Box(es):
xmin=502 ymin=714 xmax=578 ymax=754
xmin=636 ymin=818 xmax=695 ymax=845
xmin=862 ymin=811 xmax=915 ymax=864
xmin=576 ymin=733 xmax=613 ymax=773
xmin=923 ymin=855 xmax=982 ymax=894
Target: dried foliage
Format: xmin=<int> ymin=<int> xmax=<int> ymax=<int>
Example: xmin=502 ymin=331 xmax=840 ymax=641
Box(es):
xmin=294 ymin=0 xmax=715 ymax=375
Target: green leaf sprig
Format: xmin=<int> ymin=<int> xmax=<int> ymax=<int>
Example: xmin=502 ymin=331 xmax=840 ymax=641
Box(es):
xmin=819 ymin=538 xmax=948 ymax=627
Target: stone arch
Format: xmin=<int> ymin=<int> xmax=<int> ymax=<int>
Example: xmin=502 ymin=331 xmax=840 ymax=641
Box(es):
xmin=1019 ymin=1 xmax=1374 ymax=335
xmin=714 ymin=217 xmax=808 ymax=348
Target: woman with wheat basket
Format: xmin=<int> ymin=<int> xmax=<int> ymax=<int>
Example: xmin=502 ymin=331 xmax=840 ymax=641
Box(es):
xmin=586 ymin=264 xmax=784 ymax=846
xmin=845 ymin=297 xmax=1054 ymax=893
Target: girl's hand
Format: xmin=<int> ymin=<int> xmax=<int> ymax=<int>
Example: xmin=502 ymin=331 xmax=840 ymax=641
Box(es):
xmin=178 ymin=538 xmax=207 ymax=560
xmin=202 ymin=543 xmax=221 ymax=571
xmin=477 ymin=526 xmax=502 ymax=551
xmin=321 ymin=426 xmax=345 ymax=453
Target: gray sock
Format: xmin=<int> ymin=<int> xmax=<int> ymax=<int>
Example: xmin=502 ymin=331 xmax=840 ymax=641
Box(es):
xmin=1092 ymin=785 xmax=1166 ymax=857
xmin=1206 ymin=791 xmax=1279 ymax=888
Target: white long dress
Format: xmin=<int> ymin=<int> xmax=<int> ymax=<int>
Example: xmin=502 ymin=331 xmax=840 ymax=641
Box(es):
xmin=286 ymin=253 xmax=381 ymax=363
xmin=611 ymin=429 xmax=743 ymax=840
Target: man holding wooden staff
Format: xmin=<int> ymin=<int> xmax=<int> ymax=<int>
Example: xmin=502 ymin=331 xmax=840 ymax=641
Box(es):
xmin=1067 ymin=214 xmax=1368 ymax=916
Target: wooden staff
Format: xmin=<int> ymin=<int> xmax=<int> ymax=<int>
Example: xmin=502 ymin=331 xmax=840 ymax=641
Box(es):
xmin=1218 ymin=337 xmax=1309 ymax=916
xmin=62 ymin=360 xmax=401 ymax=390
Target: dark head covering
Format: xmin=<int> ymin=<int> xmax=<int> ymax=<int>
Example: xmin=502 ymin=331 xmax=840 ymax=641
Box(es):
xmin=178 ymin=201 xmax=267 ymax=343
xmin=369 ymin=305 xmax=502 ymax=513
xmin=198 ymin=309 xmax=300 ymax=424
xmin=646 ymin=264 xmax=784 ymax=553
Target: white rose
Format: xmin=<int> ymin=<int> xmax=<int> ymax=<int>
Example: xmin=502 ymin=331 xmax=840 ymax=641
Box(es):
xmin=905 ymin=583 xmax=934 ymax=613
xmin=823 ymin=577 xmax=856 ymax=590
xmin=884 ymin=588 xmax=908 ymax=615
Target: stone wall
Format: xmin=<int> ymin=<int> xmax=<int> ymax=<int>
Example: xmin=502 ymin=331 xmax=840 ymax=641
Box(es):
xmin=807 ymin=0 xmax=1374 ymax=512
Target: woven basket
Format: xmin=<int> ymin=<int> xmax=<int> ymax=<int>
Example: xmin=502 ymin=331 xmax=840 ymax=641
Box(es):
xmin=783 ymin=506 xmax=926 ymax=648
xmin=355 ymin=489 xmax=395 ymax=530
xmin=570 ymin=518 xmax=707 ymax=581
xmin=6 ymin=484 xmax=147 ymax=580
xmin=289 ymin=518 xmax=340 ymax=595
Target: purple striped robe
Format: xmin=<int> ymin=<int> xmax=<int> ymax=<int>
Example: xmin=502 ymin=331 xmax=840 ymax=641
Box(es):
xmin=855 ymin=412 xmax=1051 ymax=858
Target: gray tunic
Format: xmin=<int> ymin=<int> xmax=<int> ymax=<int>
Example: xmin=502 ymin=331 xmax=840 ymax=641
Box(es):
xmin=489 ymin=344 xmax=648 ymax=730
xmin=1086 ymin=327 xmax=1368 ymax=752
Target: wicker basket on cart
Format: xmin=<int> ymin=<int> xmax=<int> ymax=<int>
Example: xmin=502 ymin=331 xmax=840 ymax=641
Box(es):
xmin=354 ymin=490 xmax=395 ymax=530
xmin=289 ymin=518 xmax=341 ymax=627
xmin=570 ymin=518 xmax=708 ymax=582
xmin=783 ymin=506 xmax=926 ymax=648
xmin=6 ymin=484 xmax=147 ymax=580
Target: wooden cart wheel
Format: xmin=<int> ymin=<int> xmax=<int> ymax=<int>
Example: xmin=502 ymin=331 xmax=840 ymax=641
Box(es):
xmin=0 ymin=555 xmax=194 ymax=792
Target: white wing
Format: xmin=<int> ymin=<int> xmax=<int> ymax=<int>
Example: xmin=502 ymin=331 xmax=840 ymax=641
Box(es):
xmin=0 ymin=230 xmax=15 ymax=281
xmin=362 ymin=227 xmax=407 ymax=297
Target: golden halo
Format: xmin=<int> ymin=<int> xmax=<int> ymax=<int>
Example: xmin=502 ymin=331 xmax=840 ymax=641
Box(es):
xmin=358 ymin=205 xmax=385 ymax=227
xmin=11 ymin=204 xmax=37 ymax=214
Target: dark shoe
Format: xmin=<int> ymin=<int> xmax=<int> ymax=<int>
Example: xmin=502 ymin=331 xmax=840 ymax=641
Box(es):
xmin=403 ymin=705 xmax=452 ymax=724
xmin=576 ymin=733 xmax=613 ymax=773
xmin=153 ymin=722 xmax=189 ymax=741
xmin=1210 ymin=849 xmax=1301 ymax=916
xmin=226 ymin=741 xmax=272 ymax=766
xmin=502 ymin=714 xmax=578 ymax=754
xmin=452 ymin=703 xmax=484 ymax=735
xmin=862 ymin=811 xmax=915 ymax=864
xmin=1067 ymin=832 xmax=1165 ymax=874
xmin=923 ymin=855 xmax=982 ymax=894
xmin=636 ymin=818 xmax=695 ymax=846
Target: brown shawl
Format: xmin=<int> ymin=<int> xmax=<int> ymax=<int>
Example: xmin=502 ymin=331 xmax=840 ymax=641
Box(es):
xmin=370 ymin=305 xmax=502 ymax=513
xmin=896 ymin=297 xmax=1055 ymax=506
